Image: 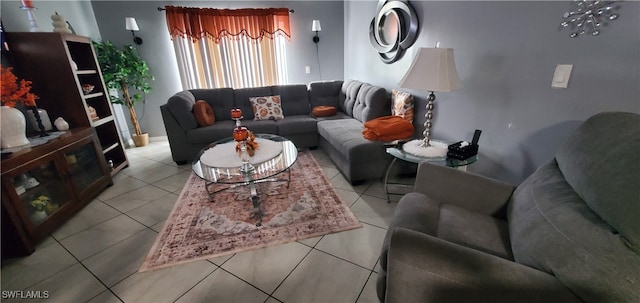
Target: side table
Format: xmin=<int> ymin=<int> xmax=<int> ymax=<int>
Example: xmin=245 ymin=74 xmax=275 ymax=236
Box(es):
xmin=384 ymin=146 xmax=478 ymax=202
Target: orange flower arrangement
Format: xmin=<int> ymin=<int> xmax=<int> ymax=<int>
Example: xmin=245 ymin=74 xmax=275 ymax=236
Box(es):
xmin=1 ymin=65 xmax=38 ymax=108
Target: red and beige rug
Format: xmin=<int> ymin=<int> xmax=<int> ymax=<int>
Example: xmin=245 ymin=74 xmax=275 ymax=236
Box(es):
xmin=139 ymin=151 xmax=362 ymax=272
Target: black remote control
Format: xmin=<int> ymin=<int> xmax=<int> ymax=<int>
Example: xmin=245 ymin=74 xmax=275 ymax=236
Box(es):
xmin=472 ymin=129 xmax=482 ymax=145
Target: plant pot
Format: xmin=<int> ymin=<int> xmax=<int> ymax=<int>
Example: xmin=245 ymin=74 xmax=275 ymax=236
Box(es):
xmin=132 ymin=133 xmax=149 ymax=147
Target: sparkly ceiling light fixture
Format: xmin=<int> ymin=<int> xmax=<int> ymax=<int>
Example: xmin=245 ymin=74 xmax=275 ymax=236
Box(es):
xmin=560 ymin=0 xmax=620 ymax=38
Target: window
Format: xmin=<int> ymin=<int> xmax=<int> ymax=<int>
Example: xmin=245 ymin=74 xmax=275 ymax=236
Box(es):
xmin=165 ymin=6 xmax=291 ymax=89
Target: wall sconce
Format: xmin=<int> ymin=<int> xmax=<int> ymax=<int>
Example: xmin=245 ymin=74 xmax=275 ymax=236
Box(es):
xmin=312 ymin=20 xmax=321 ymax=43
xmin=125 ymin=17 xmax=143 ymax=45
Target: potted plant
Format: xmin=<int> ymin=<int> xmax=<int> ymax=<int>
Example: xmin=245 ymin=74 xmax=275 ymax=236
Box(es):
xmin=93 ymin=41 xmax=153 ymax=147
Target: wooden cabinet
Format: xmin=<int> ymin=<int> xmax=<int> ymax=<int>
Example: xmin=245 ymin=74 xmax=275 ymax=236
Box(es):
xmin=1 ymin=128 xmax=111 ymax=258
xmin=5 ymin=32 xmax=128 ymax=176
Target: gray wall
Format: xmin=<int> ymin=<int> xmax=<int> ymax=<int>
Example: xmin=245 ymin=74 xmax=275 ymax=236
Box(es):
xmin=90 ymin=0 xmax=344 ymax=139
xmin=345 ymin=1 xmax=640 ymax=184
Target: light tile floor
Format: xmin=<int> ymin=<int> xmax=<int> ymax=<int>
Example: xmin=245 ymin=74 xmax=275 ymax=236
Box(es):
xmin=1 ymin=140 xmax=408 ymax=303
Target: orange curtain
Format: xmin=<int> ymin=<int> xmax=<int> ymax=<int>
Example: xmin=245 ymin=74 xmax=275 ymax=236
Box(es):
xmin=165 ymin=6 xmax=291 ymax=43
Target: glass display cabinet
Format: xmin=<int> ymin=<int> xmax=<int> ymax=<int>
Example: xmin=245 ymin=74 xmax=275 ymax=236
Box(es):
xmin=1 ymin=128 xmax=111 ymax=258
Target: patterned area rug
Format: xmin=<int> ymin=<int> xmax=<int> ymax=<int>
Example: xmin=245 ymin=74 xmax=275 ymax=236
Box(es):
xmin=139 ymin=151 xmax=361 ymax=272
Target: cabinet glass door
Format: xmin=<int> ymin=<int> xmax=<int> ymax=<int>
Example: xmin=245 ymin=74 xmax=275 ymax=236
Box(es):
xmin=65 ymin=143 xmax=103 ymax=193
xmin=11 ymin=160 xmax=71 ymax=225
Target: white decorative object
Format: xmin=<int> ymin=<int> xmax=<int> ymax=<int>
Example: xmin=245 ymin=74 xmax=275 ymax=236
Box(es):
xmin=31 ymin=210 xmax=47 ymax=222
xmin=54 ymin=117 xmax=69 ymax=131
xmin=24 ymin=177 xmax=40 ymax=189
xmin=403 ymin=139 xmax=449 ymax=158
xmin=1 ymin=106 xmax=30 ymax=148
xmin=51 ymin=12 xmax=72 ymax=33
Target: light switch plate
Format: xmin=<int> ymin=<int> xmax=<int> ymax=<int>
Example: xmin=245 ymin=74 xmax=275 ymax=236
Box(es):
xmin=305 ymin=66 xmax=311 ymax=74
xmin=552 ymin=64 xmax=573 ymax=88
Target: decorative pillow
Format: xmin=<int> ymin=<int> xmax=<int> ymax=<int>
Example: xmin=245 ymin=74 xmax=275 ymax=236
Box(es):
xmin=312 ymin=106 xmax=337 ymax=117
xmin=391 ymin=89 xmax=414 ymax=123
xmin=193 ymin=100 xmax=215 ymax=126
xmin=249 ymin=95 xmax=284 ymax=121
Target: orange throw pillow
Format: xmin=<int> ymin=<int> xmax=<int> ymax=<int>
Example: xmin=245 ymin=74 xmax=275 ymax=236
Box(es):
xmin=312 ymin=106 xmax=337 ymax=117
xmin=193 ymin=100 xmax=215 ymax=126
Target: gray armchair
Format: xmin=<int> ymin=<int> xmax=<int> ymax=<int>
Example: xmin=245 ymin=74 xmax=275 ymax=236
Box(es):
xmin=377 ymin=112 xmax=640 ymax=302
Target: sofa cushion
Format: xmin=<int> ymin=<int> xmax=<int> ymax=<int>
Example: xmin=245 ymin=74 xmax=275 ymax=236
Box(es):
xmin=317 ymin=118 xmax=387 ymax=163
xmin=187 ymin=120 xmax=235 ymax=144
xmin=438 ymin=203 xmax=512 ymax=260
xmin=249 ymin=95 xmax=284 ymax=120
xmin=276 ymin=115 xmax=317 ymax=136
xmin=166 ymin=90 xmax=198 ymax=131
xmin=271 ymin=84 xmax=311 ymax=116
xmin=507 ymin=160 xmax=640 ymax=302
xmin=555 ymin=112 xmax=640 ymax=251
xmin=339 ymin=80 xmax=363 ymax=116
xmin=380 ymin=192 xmax=513 ymax=272
xmin=193 ymin=100 xmax=215 ymax=126
xmin=309 ymin=80 xmax=343 ymax=108
xmin=391 ymin=89 xmax=414 ymax=123
xmin=241 ymin=120 xmax=278 ymax=135
xmin=190 ymin=88 xmax=235 ymax=121
xmin=233 ymin=87 xmax=273 ymax=120
xmin=352 ymin=83 xmax=389 ymax=123
xmin=314 ymin=112 xmax=352 ymax=121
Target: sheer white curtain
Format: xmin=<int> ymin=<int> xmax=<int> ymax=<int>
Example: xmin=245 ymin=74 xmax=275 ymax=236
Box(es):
xmin=171 ymin=31 xmax=288 ymax=90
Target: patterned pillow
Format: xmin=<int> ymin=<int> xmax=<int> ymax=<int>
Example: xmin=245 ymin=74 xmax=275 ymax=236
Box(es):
xmin=391 ymin=89 xmax=414 ymax=123
xmin=249 ymin=95 xmax=284 ymax=121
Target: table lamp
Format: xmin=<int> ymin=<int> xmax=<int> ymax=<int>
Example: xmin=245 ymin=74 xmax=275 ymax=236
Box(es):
xmin=399 ymin=47 xmax=461 ymax=157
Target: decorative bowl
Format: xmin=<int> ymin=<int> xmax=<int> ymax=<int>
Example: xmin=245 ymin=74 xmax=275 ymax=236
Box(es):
xmin=82 ymin=84 xmax=95 ymax=94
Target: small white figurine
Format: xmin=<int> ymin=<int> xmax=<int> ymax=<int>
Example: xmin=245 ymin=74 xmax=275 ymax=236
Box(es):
xmin=51 ymin=12 xmax=72 ymax=34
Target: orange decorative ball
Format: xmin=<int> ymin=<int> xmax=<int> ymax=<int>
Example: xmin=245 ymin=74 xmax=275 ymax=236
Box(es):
xmin=231 ymin=108 xmax=243 ymax=119
xmin=233 ymin=126 xmax=249 ymax=141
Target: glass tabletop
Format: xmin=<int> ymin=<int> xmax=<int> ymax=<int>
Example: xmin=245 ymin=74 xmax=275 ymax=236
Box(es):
xmin=193 ymin=134 xmax=298 ymax=184
xmin=386 ymin=147 xmax=478 ymax=167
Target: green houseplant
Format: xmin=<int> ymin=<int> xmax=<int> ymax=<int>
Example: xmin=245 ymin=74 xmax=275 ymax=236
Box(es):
xmin=93 ymin=41 xmax=153 ymax=147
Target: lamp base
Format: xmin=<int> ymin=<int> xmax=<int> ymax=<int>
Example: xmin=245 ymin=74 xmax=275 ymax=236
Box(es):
xmin=402 ymin=139 xmax=448 ymax=158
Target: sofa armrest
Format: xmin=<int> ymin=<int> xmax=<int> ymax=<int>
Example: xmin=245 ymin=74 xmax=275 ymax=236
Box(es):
xmin=414 ymin=162 xmax=515 ymax=216
xmin=385 ymin=228 xmax=582 ymax=303
xmin=160 ymin=104 xmax=190 ymax=164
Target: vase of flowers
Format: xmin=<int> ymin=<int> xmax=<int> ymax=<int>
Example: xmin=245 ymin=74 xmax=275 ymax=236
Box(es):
xmin=1 ymin=65 xmax=40 ymax=148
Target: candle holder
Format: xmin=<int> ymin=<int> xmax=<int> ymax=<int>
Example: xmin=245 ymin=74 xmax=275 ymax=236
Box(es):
xmin=239 ymin=141 xmax=254 ymax=173
xmin=20 ymin=3 xmax=40 ymax=32
xmin=233 ymin=126 xmax=254 ymax=173
xmin=231 ymin=107 xmax=243 ymax=127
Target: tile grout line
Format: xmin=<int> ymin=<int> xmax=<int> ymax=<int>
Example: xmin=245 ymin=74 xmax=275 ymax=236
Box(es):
xmin=47 ymin=234 xmax=127 ymax=303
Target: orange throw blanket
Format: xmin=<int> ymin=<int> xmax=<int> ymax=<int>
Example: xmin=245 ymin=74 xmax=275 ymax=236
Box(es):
xmin=362 ymin=115 xmax=414 ymax=141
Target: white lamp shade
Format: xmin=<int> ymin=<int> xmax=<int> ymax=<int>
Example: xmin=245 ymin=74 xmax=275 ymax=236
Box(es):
xmin=125 ymin=17 xmax=139 ymax=31
xmin=399 ymin=48 xmax=462 ymax=92
xmin=312 ymin=20 xmax=322 ymax=32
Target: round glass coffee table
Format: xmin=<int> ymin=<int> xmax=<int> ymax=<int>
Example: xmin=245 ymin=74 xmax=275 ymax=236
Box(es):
xmin=384 ymin=146 xmax=478 ymax=202
xmin=192 ymin=134 xmax=298 ymax=226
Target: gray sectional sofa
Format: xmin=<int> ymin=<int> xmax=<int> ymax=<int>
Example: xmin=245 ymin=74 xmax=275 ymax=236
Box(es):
xmin=377 ymin=112 xmax=640 ymax=302
xmin=160 ymin=80 xmax=393 ymax=183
